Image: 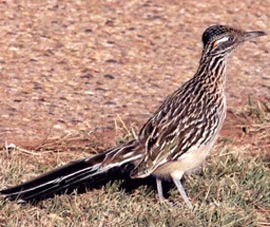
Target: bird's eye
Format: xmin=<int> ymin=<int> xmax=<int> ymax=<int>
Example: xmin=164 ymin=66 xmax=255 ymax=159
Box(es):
xmin=228 ymin=35 xmax=234 ymax=42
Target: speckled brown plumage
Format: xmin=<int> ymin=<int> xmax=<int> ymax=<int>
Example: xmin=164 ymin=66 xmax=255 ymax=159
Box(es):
xmin=1 ymin=25 xmax=266 ymax=208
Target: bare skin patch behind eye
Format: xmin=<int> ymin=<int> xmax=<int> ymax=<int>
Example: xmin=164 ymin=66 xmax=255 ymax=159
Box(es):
xmin=213 ymin=36 xmax=230 ymax=47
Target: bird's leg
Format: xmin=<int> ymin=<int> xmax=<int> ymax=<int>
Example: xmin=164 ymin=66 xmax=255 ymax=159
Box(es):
xmin=172 ymin=178 xmax=193 ymax=209
xmin=156 ymin=178 xmax=165 ymax=201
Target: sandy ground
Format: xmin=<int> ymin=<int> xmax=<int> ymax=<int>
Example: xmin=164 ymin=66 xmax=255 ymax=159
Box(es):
xmin=0 ymin=0 xmax=269 ymax=152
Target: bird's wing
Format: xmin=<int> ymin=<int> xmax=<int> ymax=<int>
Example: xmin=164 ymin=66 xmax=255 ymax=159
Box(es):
xmin=132 ymin=79 xmax=218 ymax=178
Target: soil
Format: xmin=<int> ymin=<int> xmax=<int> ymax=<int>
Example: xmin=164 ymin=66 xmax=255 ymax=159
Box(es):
xmin=1 ymin=1 xmax=269 ymax=152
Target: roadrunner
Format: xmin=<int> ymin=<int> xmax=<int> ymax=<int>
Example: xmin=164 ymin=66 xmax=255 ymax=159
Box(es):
xmin=1 ymin=25 xmax=266 ymax=208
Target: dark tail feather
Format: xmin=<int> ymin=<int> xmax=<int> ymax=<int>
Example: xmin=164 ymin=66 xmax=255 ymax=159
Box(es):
xmin=0 ymin=143 xmax=138 ymax=203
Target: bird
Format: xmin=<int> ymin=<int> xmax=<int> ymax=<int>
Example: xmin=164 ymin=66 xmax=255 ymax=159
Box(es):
xmin=1 ymin=25 xmax=266 ymax=209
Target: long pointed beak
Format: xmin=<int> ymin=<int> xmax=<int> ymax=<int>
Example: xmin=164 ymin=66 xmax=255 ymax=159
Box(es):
xmin=240 ymin=31 xmax=267 ymax=42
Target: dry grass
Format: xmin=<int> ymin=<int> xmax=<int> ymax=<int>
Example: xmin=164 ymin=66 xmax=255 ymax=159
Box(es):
xmin=0 ymin=102 xmax=269 ymax=227
xmin=243 ymin=99 xmax=270 ymax=153
xmin=1 ymin=145 xmax=269 ymax=226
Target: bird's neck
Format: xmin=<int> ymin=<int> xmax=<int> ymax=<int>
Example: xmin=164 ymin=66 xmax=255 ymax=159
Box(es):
xmin=195 ymin=53 xmax=228 ymax=90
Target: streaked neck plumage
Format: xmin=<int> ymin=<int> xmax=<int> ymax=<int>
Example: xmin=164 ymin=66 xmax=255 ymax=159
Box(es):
xmin=195 ymin=50 xmax=229 ymax=91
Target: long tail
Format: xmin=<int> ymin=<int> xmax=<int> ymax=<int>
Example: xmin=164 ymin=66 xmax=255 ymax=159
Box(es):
xmin=0 ymin=140 xmax=141 ymax=203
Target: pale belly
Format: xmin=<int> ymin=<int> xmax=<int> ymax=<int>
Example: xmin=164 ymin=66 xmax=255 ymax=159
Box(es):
xmin=152 ymin=139 xmax=216 ymax=179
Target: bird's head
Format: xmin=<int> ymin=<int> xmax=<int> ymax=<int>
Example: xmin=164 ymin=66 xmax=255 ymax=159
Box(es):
xmin=202 ymin=25 xmax=266 ymax=55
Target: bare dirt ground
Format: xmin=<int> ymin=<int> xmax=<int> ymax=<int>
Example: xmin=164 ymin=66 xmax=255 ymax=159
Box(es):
xmin=0 ymin=0 xmax=269 ymax=153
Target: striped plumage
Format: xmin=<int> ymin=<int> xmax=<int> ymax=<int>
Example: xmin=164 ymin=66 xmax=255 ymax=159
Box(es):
xmin=1 ymin=25 xmax=266 ymax=208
